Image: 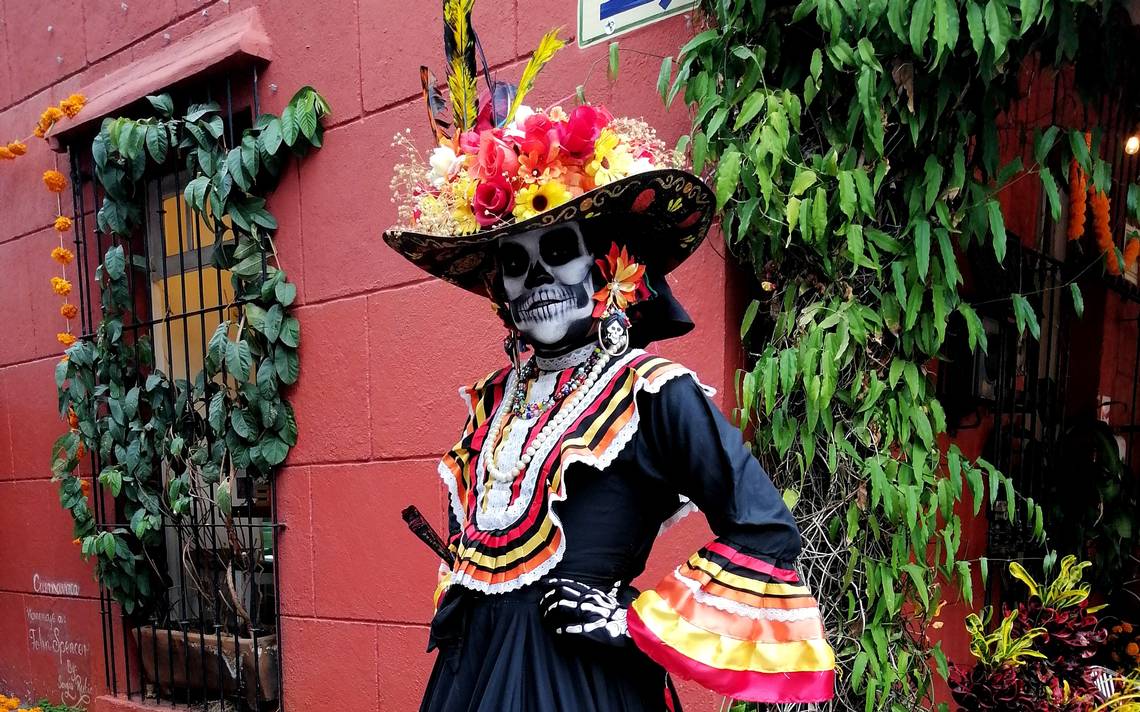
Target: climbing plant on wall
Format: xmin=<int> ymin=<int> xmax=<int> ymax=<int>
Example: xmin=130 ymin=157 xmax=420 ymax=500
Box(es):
xmin=662 ymin=0 xmax=1136 ymax=709
xmin=50 ymin=87 xmax=328 ymax=618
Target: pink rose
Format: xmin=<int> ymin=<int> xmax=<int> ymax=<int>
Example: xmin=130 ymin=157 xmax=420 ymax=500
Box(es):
xmin=472 ymin=175 xmax=515 ymax=226
xmin=471 ymin=131 xmax=520 ymax=181
xmin=557 ymin=105 xmax=613 ymax=159
xmin=458 ymin=130 xmax=482 ymax=155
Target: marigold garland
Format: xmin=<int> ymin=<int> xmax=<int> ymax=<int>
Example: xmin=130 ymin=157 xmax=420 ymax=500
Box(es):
xmin=42 ymin=169 xmax=67 ymax=192
xmin=50 ymin=276 xmax=72 ymax=296
xmin=51 ymin=246 xmax=74 ymax=264
xmin=54 ymin=215 xmax=73 ymax=232
xmin=1125 ymin=238 xmax=1140 ymax=273
xmin=1067 ymin=157 xmax=1088 ymax=241
xmin=1090 ymin=189 xmax=1117 ymax=274
xmin=60 ymin=303 xmax=78 ymax=319
xmin=56 ymin=332 xmax=77 ymax=347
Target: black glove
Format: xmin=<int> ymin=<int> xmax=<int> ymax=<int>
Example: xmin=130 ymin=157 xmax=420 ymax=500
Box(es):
xmin=540 ymin=578 xmax=630 ymax=647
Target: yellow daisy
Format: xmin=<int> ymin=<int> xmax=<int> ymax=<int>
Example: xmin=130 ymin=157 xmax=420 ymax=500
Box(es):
xmin=586 ymin=129 xmax=634 ymax=186
xmin=513 ymin=180 xmax=572 ymax=221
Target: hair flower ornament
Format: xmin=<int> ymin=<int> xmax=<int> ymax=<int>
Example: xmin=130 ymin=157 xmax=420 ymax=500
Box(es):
xmin=592 ymin=243 xmax=653 ymax=356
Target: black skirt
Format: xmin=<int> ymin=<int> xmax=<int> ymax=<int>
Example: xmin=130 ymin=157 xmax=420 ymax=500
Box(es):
xmin=421 ymin=586 xmax=676 ymax=712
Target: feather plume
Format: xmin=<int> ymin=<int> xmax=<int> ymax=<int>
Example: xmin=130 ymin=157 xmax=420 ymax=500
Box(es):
xmin=506 ymin=28 xmax=567 ymax=124
xmin=420 ymin=66 xmax=450 ymax=141
xmin=443 ymin=0 xmax=478 ymax=131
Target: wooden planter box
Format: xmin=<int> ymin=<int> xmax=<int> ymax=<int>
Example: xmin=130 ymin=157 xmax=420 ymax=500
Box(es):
xmin=133 ymin=627 xmax=279 ymax=707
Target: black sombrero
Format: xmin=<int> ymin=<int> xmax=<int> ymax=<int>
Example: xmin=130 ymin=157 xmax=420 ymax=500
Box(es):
xmin=382 ymin=168 xmax=715 ymax=299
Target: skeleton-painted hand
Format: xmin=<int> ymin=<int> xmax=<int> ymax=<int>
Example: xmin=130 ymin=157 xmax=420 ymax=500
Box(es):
xmin=540 ymin=578 xmax=630 ymax=647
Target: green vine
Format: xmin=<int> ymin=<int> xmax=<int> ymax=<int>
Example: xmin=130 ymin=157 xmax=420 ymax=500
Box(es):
xmin=51 ymin=87 xmax=328 ymax=619
xmin=663 ymin=1 xmax=1134 ymax=709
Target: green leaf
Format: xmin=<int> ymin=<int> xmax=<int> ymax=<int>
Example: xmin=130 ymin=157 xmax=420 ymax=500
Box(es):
xmin=984 ymin=0 xmax=1013 ymax=57
xmin=734 ymin=91 xmax=765 ymax=130
xmin=608 ymin=42 xmax=620 ymax=81
xmin=657 ymin=56 xmax=673 ymax=104
xmin=741 ymin=300 xmax=760 ymax=339
xmin=1019 ymin=0 xmax=1040 ymax=32
xmin=1040 ymin=168 xmax=1061 ymax=222
xmin=1034 ymin=125 xmax=1060 ymax=164
xmin=260 ymin=117 xmax=284 ymax=156
xmin=1069 ymin=283 xmax=1084 ymax=317
xmin=714 ymin=149 xmax=742 ymax=211
xmin=1011 ymin=293 xmax=1041 ymax=340
xmin=145 ymin=124 xmax=169 ymax=163
xmin=230 ymin=409 xmax=256 ymax=440
xmin=933 ymin=0 xmax=961 ymax=61
xmin=274 ymin=345 xmax=300 ymax=385
xmin=790 ymin=168 xmax=818 ymax=197
xmin=909 ymin=0 xmax=934 ymax=54
xmin=281 ymin=102 xmax=300 ymax=147
xmin=986 ymin=200 xmax=1007 ymax=263
xmin=225 ymin=340 xmax=252 ymax=380
xmin=914 ymin=219 xmax=931 ymax=282
xmin=146 ymin=94 xmax=174 ymax=117
xmin=104 ymin=245 xmax=126 ymax=280
xmin=261 ymin=436 xmax=289 ymax=466
xmin=264 ymin=305 xmax=284 ymax=343
xmin=838 ymin=171 xmax=857 ymax=219
xmin=966 ymin=2 xmax=986 ymax=55
xmin=679 ymin=29 xmax=719 ymax=57
xmin=279 ymin=317 xmax=301 ymax=348
xmin=275 ymin=281 xmax=297 ymax=307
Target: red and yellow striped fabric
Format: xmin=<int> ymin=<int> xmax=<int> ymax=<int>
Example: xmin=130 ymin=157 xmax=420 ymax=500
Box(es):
xmin=628 ymin=539 xmax=835 ymax=703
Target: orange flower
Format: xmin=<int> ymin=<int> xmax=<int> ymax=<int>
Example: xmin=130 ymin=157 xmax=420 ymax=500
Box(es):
xmin=76 ymin=443 xmax=87 ymax=460
xmin=67 ymin=407 xmax=79 ymax=429
xmin=0 ymin=146 xmax=14 ymax=160
xmin=1128 ymin=642 xmax=1140 ymax=657
xmin=591 ymin=243 xmax=649 ymax=318
xmin=57 ymin=332 xmax=77 ymax=347
xmin=54 ymin=215 xmax=73 ymax=232
xmin=51 ymin=245 xmax=75 ymax=264
xmin=43 ymin=169 xmax=67 ymax=192
xmin=61 ymin=302 xmax=78 ymax=319
xmin=71 ymin=537 xmax=82 ymax=546
xmin=1125 ymin=239 xmax=1140 ymax=273
xmin=33 ymin=125 xmax=46 ymax=139
xmin=1067 ymin=159 xmax=1088 ymax=241
xmin=59 ymin=93 xmax=86 ymax=118
xmin=8 ymin=141 xmax=26 ymax=156
xmin=51 ymin=276 xmax=72 ymax=295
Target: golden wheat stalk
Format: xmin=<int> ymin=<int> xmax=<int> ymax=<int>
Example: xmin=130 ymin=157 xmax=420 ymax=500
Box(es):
xmin=507 ymin=29 xmax=567 ymax=124
xmin=443 ymin=0 xmax=478 ymax=131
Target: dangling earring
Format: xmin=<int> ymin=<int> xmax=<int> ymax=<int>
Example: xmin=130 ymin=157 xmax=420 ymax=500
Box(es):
xmin=598 ymin=308 xmax=631 ymax=357
xmin=504 ymin=328 xmax=526 ymax=375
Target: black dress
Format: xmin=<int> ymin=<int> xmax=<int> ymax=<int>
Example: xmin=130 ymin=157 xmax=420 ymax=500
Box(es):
xmin=420 ymin=351 xmax=834 ymax=711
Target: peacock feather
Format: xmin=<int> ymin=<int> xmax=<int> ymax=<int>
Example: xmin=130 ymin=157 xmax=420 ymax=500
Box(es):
xmin=442 ymin=0 xmax=479 ymax=131
xmin=507 ymin=29 xmax=567 ymax=124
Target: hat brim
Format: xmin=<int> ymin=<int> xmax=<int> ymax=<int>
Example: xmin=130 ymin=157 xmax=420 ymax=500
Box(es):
xmin=381 ymin=169 xmax=715 ymax=298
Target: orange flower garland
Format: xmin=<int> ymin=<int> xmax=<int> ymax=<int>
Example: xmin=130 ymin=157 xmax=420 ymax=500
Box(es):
xmin=1089 ymin=189 xmax=1118 ymax=274
xmin=1125 ymin=238 xmax=1140 ymax=273
xmin=0 ymin=93 xmax=87 ymax=354
xmin=1067 ymin=157 xmax=1088 ymax=241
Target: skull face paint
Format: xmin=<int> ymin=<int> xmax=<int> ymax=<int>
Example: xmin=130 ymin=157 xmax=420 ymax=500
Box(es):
xmin=499 ymin=223 xmax=596 ymax=351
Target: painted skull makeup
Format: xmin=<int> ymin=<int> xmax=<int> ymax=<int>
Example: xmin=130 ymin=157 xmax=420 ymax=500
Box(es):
xmin=499 ymin=223 xmax=596 ymax=350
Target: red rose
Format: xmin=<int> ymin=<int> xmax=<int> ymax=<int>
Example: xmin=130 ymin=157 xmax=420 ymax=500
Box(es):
xmin=557 ymin=105 xmax=613 ymax=159
xmin=471 ymin=131 xmax=520 ymax=181
xmin=472 ymin=175 xmax=515 ymax=226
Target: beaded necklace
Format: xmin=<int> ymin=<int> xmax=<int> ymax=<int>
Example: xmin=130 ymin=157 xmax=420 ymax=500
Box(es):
xmin=486 ymin=351 xmax=610 ymax=484
xmin=511 ymin=347 xmax=605 ymax=419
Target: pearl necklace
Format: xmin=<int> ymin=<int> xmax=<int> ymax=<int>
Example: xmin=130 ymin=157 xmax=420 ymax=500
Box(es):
xmin=486 ymin=353 xmax=610 ymax=484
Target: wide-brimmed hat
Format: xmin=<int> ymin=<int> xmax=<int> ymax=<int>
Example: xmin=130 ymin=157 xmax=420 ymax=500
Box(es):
xmin=379 ymin=5 xmax=715 ymax=343
xmin=383 ymin=167 xmax=715 ymax=298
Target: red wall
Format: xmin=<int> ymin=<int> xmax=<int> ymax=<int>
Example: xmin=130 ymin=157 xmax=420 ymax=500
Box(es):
xmin=0 ymin=2 xmax=737 ymax=709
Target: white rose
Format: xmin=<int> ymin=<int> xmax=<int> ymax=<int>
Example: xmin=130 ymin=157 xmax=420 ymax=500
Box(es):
xmin=429 ymin=146 xmax=459 ymax=180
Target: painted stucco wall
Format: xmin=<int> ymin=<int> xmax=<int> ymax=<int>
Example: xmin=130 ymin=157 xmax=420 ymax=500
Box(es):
xmin=0 ymin=2 xmax=737 ymax=709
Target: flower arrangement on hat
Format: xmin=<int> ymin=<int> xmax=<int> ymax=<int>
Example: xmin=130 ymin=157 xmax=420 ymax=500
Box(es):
xmin=390 ymin=101 xmax=682 ymax=237
xmin=387 ymin=17 xmax=682 ymax=239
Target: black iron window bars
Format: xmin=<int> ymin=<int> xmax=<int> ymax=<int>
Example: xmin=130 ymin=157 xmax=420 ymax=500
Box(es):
xmin=65 ymin=68 xmax=284 ymax=711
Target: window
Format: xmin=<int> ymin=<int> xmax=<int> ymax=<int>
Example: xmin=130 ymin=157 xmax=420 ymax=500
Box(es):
xmin=65 ymin=69 xmax=283 ymax=711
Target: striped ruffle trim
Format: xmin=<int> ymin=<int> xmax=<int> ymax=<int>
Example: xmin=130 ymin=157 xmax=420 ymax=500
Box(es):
xmin=627 ymin=539 xmax=835 ymax=703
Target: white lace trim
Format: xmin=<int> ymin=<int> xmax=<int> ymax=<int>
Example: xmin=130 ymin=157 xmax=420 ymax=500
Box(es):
xmin=534 ymin=343 xmax=596 ymax=372
xmin=440 ymin=349 xmax=710 ymax=595
xmin=671 ymin=567 xmax=821 ymax=622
